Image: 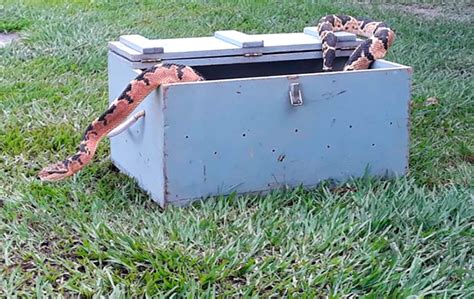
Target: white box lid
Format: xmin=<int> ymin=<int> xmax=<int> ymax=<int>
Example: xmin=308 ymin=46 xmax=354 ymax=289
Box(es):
xmin=108 ymin=28 xmax=362 ymax=63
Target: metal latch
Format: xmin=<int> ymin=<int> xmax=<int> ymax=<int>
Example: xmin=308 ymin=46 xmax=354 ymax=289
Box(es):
xmin=289 ymin=83 xmax=303 ymax=106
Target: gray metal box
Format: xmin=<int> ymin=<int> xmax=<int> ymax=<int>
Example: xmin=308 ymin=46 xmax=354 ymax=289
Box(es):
xmin=107 ymin=29 xmax=412 ymax=207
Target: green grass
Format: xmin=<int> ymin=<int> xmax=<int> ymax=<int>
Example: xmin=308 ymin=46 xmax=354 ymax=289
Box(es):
xmin=1 ymin=0 xmax=473 ymax=297
xmin=0 ymin=18 xmax=31 ymax=33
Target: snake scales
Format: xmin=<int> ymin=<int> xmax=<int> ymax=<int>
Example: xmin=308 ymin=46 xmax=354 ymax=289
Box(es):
xmin=38 ymin=15 xmax=395 ymax=181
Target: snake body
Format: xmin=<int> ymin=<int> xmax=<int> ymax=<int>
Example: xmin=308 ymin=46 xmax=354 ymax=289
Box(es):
xmin=38 ymin=64 xmax=204 ymax=181
xmin=38 ymin=15 xmax=395 ymax=181
xmin=317 ymin=15 xmax=395 ymax=71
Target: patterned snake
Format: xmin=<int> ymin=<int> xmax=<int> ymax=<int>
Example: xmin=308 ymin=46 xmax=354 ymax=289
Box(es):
xmin=38 ymin=15 xmax=395 ymax=181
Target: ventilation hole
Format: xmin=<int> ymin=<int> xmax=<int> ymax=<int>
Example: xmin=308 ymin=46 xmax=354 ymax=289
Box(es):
xmin=272 ymin=149 xmax=276 ymax=153
xmin=372 ymin=143 xmax=376 ymax=147
xmin=185 ymin=135 xmax=189 ymax=139
xmin=242 ymin=133 xmax=246 ymax=137
xmin=327 ymin=145 xmax=331 ymax=149
xmin=390 ymin=122 xmax=393 ymax=125
xmin=349 ymin=125 xmax=353 ymax=128
xmin=214 ymin=151 xmax=217 ymax=155
xmin=294 ymin=129 xmax=299 ymax=133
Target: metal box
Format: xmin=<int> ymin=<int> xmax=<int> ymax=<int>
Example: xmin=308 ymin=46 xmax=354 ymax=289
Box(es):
xmin=107 ymin=28 xmax=412 ymax=207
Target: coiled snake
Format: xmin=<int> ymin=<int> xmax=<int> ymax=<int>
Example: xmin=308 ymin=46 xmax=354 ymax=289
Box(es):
xmin=38 ymin=15 xmax=395 ymax=181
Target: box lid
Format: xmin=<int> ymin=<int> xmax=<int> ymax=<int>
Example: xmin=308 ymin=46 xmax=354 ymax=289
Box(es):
xmin=108 ymin=28 xmax=362 ymax=65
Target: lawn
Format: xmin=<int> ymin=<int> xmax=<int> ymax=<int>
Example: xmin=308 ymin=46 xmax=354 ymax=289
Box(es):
xmin=1 ymin=0 xmax=473 ymax=297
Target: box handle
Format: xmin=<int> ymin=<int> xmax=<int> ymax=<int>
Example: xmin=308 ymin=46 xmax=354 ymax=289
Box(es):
xmin=214 ymin=30 xmax=264 ymax=48
xmin=289 ymin=83 xmax=303 ymax=106
xmin=108 ymin=110 xmax=146 ymax=138
xmin=303 ymin=28 xmax=357 ymax=42
xmin=119 ymin=35 xmax=164 ymax=54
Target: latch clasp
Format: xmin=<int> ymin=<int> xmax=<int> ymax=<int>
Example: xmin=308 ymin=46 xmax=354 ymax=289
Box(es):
xmin=289 ymin=83 xmax=303 ymax=106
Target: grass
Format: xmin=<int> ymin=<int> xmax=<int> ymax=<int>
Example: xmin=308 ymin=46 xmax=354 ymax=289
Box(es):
xmin=0 ymin=18 xmax=31 ymax=33
xmin=1 ymin=0 xmax=473 ymax=297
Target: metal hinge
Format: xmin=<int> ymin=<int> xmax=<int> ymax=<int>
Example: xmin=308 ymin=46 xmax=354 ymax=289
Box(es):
xmin=244 ymin=52 xmax=263 ymax=57
xmin=140 ymin=58 xmax=162 ymax=63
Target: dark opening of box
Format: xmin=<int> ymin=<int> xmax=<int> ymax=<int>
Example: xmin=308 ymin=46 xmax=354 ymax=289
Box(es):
xmin=192 ymin=57 xmax=349 ymax=80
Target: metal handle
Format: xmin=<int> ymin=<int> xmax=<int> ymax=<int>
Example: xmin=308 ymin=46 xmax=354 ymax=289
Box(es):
xmin=119 ymin=35 xmax=164 ymax=54
xmin=289 ymin=83 xmax=303 ymax=106
xmin=108 ymin=110 xmax=145 ymax=138
xmin=214 ymin=30 xmax=264 ymax=48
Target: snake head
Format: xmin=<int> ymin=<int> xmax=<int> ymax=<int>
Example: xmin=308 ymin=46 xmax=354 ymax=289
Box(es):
xmin=38 ymin=161 xmax=72 ymax=181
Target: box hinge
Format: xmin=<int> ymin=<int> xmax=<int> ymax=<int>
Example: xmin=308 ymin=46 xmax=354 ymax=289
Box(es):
xmin=244 ymin=52 xmax=263 ymax=57
xmin=140 ymin=58 xmax=163 ymax=63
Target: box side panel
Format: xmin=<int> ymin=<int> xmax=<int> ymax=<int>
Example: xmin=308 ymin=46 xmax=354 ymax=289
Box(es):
xmin=162 ymin=66 xmax=411 ymax=204
xmin=108 ymin=53 xmax=165 ymax=206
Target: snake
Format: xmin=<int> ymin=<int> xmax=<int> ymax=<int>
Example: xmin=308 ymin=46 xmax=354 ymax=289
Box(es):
xmin=317 ymin=15 xmax=395 ymax=71
xmin=38 ymin=64 xmax=205 ymax=181
xmin=38 ymin=15 xmax=395 ymax=181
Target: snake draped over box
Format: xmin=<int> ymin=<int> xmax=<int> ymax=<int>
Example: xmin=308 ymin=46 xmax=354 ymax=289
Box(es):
xmin=38 ymin=15 xmax=395 ymax=181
